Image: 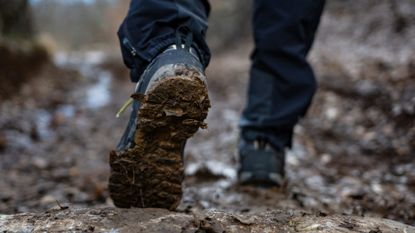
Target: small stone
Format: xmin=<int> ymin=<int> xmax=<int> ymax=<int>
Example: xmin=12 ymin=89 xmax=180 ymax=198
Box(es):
xmin=33 ymin=157 xmax=48 ymax=169
xmin=40 ymin=195 xmax=56 ymax=205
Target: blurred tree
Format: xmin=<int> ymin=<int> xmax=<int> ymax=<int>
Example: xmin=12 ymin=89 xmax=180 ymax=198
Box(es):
xmin=0 ymin=0 xmax=33 ymax=39
xmin=0 ymin=0 xmax=48 ymax=100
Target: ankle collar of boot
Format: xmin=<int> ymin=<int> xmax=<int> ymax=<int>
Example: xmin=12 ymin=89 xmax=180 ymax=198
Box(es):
xmin=164 ymin=44 xmax=200 ymax=61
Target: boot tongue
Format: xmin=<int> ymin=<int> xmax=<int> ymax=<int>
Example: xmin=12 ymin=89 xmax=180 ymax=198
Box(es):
xmin=254 ymin=139 xmax=267 ymax=150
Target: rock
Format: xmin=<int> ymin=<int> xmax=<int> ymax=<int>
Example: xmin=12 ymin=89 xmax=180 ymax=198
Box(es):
xmin=0 ymin=207 xmax=414 ymax=233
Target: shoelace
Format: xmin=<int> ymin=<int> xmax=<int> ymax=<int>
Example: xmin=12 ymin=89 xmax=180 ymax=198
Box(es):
xmin=175 ymin=26 xmax=193 ymax=51
xmin=116 ymin=98 xmax=134 ymax=118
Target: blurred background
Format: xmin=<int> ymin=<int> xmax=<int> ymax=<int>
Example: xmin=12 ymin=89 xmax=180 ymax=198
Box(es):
xmin=0 ymin=0 xmax=414 ymax=226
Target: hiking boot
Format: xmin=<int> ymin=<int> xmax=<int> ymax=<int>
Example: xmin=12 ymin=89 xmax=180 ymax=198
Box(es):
xmin=108 ymin=36 xmax=210 ymax=210
xmin=238 ymin=138 xmax=285 ymax=187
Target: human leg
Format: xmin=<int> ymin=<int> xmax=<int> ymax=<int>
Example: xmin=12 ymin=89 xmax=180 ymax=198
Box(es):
xmin=118 ymin=0 xmax=211 ymax=82
xmin=239 ymin=0 xmax=325 ymax=185
xmin=109 ymin=0 xmax=211 ymax=209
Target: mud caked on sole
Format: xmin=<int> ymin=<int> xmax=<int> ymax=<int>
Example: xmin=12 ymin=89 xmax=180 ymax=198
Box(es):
xmin=109 ymin=69 xmax=210 ymax=210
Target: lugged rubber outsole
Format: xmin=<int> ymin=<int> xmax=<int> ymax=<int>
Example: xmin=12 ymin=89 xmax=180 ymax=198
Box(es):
xmin=109 ymin=68 xmax=210 ymax=210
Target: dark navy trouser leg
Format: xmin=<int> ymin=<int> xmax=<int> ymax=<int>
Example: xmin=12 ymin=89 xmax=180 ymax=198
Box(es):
xmin=119 ymin=0 xmax=211 ymax=82
xmin=240 ymin=0 xmax=325 ymax=150
xmin=120 ymin=0 xmax=325 ymax=150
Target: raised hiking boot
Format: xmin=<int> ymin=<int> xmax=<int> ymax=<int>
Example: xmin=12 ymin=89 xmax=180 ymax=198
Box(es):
xmin=108 ymin=37 xmax=210 ymax=210
xmin=238 ymin=138 xmax=285 ymax=187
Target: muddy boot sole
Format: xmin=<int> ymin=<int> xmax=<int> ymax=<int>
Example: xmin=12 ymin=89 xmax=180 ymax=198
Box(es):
xmin=109 ymin=69 xmax=210 ymax=210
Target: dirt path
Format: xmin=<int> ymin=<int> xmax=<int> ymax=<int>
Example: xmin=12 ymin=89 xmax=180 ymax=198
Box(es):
xmin=0 ymin=0 xmax=414 ymax=229
xmin=2 ymin=207 xmax=414 ymax=232
xmin=0 ymin=45 xmax=413 ymax=226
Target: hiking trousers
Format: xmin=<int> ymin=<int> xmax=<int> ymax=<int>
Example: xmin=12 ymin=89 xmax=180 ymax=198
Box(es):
xmin=118 ymin=0 xmax=325 ymax=149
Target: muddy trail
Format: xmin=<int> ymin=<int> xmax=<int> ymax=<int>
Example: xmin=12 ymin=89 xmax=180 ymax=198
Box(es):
xmin=0 ymin=0 xmax=415 ymax=230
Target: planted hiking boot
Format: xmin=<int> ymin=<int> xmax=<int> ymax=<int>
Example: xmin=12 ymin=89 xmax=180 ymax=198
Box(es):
xmin=238 ymin=139 xmax=285 ymax=187
xmin=108 ymin=41 xmax=210 ymax=210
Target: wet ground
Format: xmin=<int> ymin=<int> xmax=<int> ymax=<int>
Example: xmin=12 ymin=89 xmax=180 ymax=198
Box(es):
xmin=2 ymin=207 xmax=414 ymax=233
xmin=1 ymin=0 xmax=414 ymax=227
